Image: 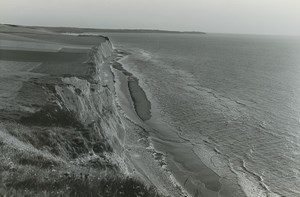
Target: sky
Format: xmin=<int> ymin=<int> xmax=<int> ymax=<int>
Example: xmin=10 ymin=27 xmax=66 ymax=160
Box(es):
xmin=1 ymin=0 xmax=300 ymax=35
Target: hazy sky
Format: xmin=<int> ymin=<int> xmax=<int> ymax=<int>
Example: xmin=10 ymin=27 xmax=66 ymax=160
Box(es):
xmin=1 ymin=0 xmax=300 ymax=35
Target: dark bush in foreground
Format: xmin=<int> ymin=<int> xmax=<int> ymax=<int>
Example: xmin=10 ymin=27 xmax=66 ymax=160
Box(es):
xmin=2 ymin=173 xmax=163 ymax=197
xmin=20 ymin=105 xmax=83 ymax=128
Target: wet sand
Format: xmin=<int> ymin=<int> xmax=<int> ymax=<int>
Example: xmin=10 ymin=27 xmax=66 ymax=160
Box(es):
xmin=112 ymin=62 xmax=151 ymax=121
xmin=115 ymin=52 xmax=235 ymax=196
xmin=111 ymin=54 xmax=188 ymax=196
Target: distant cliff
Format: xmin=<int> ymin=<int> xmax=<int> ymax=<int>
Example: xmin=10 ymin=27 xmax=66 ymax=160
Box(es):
xmin=4 ymin=24 xmax=206 ymax=34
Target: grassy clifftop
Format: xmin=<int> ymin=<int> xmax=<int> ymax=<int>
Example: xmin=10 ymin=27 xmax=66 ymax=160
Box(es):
xmin=0 ymin=24 xmax=164 ymax=197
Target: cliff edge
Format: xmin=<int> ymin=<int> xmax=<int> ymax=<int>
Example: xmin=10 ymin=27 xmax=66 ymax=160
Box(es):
xmin=0 ymin=24 xmax=163 ymax=197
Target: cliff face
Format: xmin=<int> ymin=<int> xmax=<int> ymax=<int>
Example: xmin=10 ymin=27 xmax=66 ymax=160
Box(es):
xmin=52 ymin=41 xmax=127 ymax=161
xmin=0 ymin=28 xmax=162 ymax=196
xmin=14 ymin=38 xmax=128 ymax=169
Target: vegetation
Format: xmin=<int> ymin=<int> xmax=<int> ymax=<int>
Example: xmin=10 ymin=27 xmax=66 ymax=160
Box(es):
xmin=0 ymin=122 xmax=163 ymax=197
xmin=1 ymin=171 xmax=161 ymax=197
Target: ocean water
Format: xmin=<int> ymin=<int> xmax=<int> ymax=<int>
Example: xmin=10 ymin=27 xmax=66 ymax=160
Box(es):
xmin=107 ymin=33 xmax=300 ymax=197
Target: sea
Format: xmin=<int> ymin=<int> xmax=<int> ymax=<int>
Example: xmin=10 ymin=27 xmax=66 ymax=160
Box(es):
xmin=107 ymin=33 xmax=300 ymax=197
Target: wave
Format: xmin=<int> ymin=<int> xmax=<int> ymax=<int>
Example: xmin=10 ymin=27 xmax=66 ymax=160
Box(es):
xmin=116 ymin=47 xmax=287 ymax=197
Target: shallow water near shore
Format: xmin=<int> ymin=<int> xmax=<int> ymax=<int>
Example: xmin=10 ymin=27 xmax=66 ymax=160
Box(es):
xmin=107 ymin=33 xmax=300 ymax=197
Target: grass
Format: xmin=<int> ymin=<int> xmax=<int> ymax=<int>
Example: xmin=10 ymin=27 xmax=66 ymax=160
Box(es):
xmin=0 ymin=139 xmax=164 ymax=197
xmin=0 ymin=116 xmax=163 ymax=197
xmin=20 ymin=105 xmax=83 ymax=129
xmin=1 ymin=175 xmax=162 ymax=197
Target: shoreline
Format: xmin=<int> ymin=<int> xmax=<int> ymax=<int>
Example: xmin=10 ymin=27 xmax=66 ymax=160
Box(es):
xmin=111 ymin=52 xmax=189 ymax=196
xmin=112 ymin=48 xmax=248 ymax=197
xmin=111 ymin=54 xmax=193 ymax=196
xmin=112 ymin=61 xmax=152 ymax=121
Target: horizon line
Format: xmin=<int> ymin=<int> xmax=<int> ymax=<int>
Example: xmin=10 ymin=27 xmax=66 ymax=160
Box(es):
xmin=1 ymin=23 xmax=300 ymax=37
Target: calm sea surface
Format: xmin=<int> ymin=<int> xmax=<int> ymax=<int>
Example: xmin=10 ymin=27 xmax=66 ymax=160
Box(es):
xmin=107 ymin=33 xmax=300 ymax=197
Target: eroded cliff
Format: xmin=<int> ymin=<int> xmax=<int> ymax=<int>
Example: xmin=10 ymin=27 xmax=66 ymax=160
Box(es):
xmin=0 ymin=25 xmax=161 ymax=196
